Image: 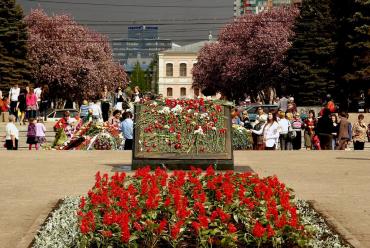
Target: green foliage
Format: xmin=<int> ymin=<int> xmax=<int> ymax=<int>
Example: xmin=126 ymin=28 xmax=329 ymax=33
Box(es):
xmin=0 ymin=0 xmax=31 ymax=92
xmin=343 ymin=1 xmax=370 ymax=93
xmin=131 ymin=62 xmax=150 ymax=92
xmin=287 ymin=0 xmax=336 ymax=105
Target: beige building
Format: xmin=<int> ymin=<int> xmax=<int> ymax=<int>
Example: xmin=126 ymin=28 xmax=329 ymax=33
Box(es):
xmin=158 ymin=41 xmax=213 ymax=99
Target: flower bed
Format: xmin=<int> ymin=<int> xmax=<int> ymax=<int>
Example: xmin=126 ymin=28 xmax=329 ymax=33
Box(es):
xmin=136 ymin=99 xmax=228 ymax=154
xmin=73 ymin=167 xmax=351 ymax=248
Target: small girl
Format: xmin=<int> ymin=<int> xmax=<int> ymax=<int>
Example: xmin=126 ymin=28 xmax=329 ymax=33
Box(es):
xmin=36 ymin=118 xmax=46 ymax=146
xmin=27 ymin=118 xmax=38 ymax=150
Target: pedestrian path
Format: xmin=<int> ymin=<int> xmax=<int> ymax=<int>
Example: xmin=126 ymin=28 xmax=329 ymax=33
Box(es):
xmin=0 ymin=151 xmax=369 ymax=247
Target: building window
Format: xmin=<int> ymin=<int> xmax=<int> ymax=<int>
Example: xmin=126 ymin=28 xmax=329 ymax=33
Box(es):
xmin=179 ymin=63 xmax=187 ymax=77
xmin=180 ymin=87 xmax=186 ymax=97
xmin=167 ymin=87 xmax=173 ymax=97
xmin=166 ymin=63 xmax=173 ymax=77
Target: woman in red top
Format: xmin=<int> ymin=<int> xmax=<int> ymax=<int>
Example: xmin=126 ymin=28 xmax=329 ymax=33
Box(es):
xmin=303 ymin=110 xmax=316 ymax=150
xmin=0 ymin=97 xmax=10 ymax=122
xmin=26 ymin=87 xmax=38 ymax=120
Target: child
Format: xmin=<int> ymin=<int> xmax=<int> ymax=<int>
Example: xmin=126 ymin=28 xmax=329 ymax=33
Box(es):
xmin=27 ymin=118 xmax=38 ymax=150
xmin=36 ymin=118 xmax=46 ymax=146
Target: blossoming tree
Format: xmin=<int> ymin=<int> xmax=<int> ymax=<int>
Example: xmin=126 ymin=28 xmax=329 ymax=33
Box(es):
xmin=25 ymin=9 xmax=128 ymax=101
xmin=192 ymin=7 xmax=298 ymax=102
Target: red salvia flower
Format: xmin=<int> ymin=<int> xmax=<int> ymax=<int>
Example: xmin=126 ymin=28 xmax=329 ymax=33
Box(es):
xmin=252 ymin=221 xmax=266 ymax=238
xmin=228 ymin=223 xmax=237 ymax=233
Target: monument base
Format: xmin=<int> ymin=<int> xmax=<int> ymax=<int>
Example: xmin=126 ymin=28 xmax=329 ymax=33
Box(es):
xmin=132 ymin=159 xmax=234 ymax=170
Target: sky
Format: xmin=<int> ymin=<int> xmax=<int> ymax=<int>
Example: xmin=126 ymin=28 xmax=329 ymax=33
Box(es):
xmin=18 ymin=0 xmax=234 ymax=45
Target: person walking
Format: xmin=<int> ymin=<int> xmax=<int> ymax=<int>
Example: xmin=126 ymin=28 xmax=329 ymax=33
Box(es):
xmin=89 ymin=100 xmax=102 ymax=122
xmin=331 ymin=114 xmax=339 ymax=150
xmin=337 ymin=112 xmax=351 ymax=150
xmin=240 ymin=110 xmax=253 ymax=129
xmin=79 ymin=100 xmax=89 ymax=123
xmin=34 ymin=85 xmax=42 ymax=117
xmin=252 ymin=111 xmax=280 ymax=150
xmin=278 ymin=112 xmax=291 ymax=150
xmin=101 ymin=85 xmax=113 ymax=122
xmin=278 ymin=95 xmax=288 ymax=112
xmin=39 ymin=85 xmax=50 ymax=121
xmin=291 ymin=113 xmax=303 ymax=150
xmin=120 ymin=111 xmax=133 ymax=150
xmin=27 ymin=118 xmax=38 ymax=150
xmin=303 ymin=110 xmax=316 ymax=150
xmin=9 ymin=84 xmax=20 ymax=121
xmin=26 ymin=87 xmax=38 ymax=120
xmin=36 ymin=118 xmax=47 ymax=146
xmin=17 ymin=87 xmax=27 ymax=125
xmin=131 ymin=86 xmax=142 ymax=103
xmin=252 ymin=115 xmax=267 ymax=150
xmin=5 ymin=115 xmax=19 ymax=150
xmin=0 ymin=96 xmax=10 ymax=122
xmin=108 ymin=110 xmax=122 ymax=127
xmin=316 ymin=108 xmax=335 ymax=150
xmin=352 ymin=114 xmax=367 ymax=150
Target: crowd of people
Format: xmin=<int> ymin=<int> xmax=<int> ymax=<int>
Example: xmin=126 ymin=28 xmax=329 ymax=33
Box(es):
xmin=232 ymin=97 xmax=370 ymax=151
xmin=2 ymin=84 xmax=141 ymax=151
xmin=2 ymin=85 xmax=370 ymax=151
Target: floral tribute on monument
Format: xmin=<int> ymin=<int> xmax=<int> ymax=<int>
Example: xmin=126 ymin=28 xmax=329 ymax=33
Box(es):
xmin=136 ymin=99 xmax=227 ymax=154
xmin=77 ymin=167 xmax=312 ymax=247
xmin=54 ymin=122 xmax=122 ymax=150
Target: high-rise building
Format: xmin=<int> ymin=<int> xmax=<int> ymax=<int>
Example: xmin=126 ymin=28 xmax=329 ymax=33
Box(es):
xmin=111 ymin=26 xmax=172 ymax=72
xmin=234 ymin=0 xmax=298 ymax=16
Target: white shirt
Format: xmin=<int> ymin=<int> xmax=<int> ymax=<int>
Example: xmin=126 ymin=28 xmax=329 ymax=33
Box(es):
xmin=252 ymin=122 xmax=280 ymax=148
xmin=89 ymin=103 xmax=102 ymax=117
xmin=6 ymin=123 xmax=19 ymax=140
xmin=9 ymin=87 xmax=20 ymax=102
xmin=34 ymin=88 xmax=42 ymax=101
xmin=278 ymin=118 xmax=290 ymax=134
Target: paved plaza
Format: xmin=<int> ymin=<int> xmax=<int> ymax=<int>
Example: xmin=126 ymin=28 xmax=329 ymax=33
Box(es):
xmin=0 ymin=151 xmax=369 ymax=248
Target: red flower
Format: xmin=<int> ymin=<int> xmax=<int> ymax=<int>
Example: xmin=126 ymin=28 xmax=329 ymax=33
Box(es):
xmin=157 ymin=219 xmax=167 ymax=233
xmin=228 ymin=223 xmax=237 ymax=233
xmin=79 ymin=196 xmax=86 ymax=209
xmin=192 ymin=221 xmax=200 ymax=233
xmin=206 ymin=166 xmax=215 ymax=176
xmin=252 ymin=221 xmax=266 ymax=238
xmin=171 ymin=221 xmax=183 ymax=239
xmin=198 ymin=215 xmax=209 ymax=228
xmin=267 ymin=224 xmax=275 ymax=237
xmin=133 ymin=222 xmax=142 ymax=231
xmin=164 ymin=197 xmax=171 ymax=207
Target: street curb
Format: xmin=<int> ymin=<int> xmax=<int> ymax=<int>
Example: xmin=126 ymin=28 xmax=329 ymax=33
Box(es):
xmin=16 ymin=200 xmax=58 ymax=248
xmin=309 ymin=200 xmax=364 ymax=248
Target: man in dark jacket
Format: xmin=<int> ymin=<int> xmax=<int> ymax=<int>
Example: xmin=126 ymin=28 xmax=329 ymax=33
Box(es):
xmin=315 ymin=108 xmax=335 ymax=150
xmin=337 ymin=112 xmax=350 ymax=150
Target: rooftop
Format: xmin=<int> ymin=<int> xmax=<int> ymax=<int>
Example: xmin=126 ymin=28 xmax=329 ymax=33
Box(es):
xmin=161 ymin=40 xmax=215 ymax=54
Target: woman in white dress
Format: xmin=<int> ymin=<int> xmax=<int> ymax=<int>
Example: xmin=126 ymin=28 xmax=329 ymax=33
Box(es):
xmin=252 ymin=111 xmax=280 ymax=150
